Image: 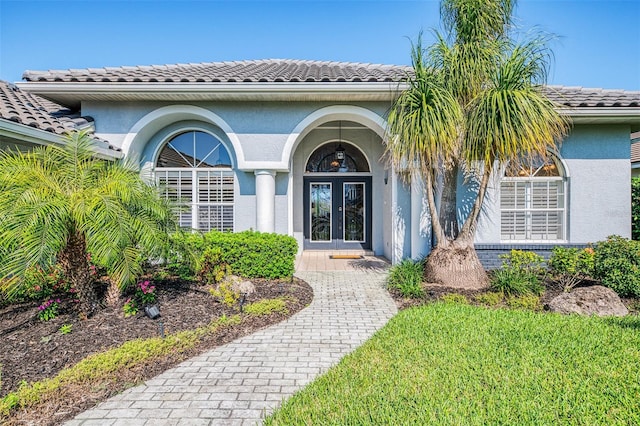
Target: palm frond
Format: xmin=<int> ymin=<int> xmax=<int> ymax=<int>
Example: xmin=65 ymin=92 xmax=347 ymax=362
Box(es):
xmin=385 ymin=34 xmax=462 ymax=180
xmin=0 ymin=130 xmax=172 ymax=306
xmin=464 ymin=38 xmax=569 ymax=168
xmin=441 ymin=0 xmax=514 ymax=43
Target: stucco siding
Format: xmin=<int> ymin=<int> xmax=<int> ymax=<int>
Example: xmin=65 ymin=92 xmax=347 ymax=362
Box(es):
xmin=565 ymin=158 xmax=630 ymax=241
xmin=474 ymin=174 xmax=501 ymax=244
xmin=562 ymin=124 xmax=631 ymax=242
xmin=392 ymin=176 xmax=412 ymax=263
xmin=234 ymin=195 xmax=256 ymax=231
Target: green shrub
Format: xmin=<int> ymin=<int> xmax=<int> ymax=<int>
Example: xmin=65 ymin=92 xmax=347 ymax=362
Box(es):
xmin=209 ymin=282 xmax=240 ymax=307
xmin=123 ymin=297 xmax=138 ymax=318
xmin=506 ymin=294 xmax=542 ymax=311
xmin=243 ymin=298 xmax=289 ymax=316
xmin=593 ymin=235 xmax=640 ymax=297
xmin=633 ymin=177 xmax=640 ymax=240
xmin=167 ymin=230 xmax=297 ymax=280
xmin=440 ymin=293 xmax=468 ymax=304
xmin=387 ymin=259 xmax=424 ymax=298
xmin=490 ymin=250 xmax=545 ymax=296
xmin=1 ymin=265 xmax=69 ymax=306
xmin=548 ymin=246 xmax=595 ymax=291
xmin=475 ymin=291 xmax=504 ymax=306
xmin=491 ymin=268 xmax=544 ymax=296
xmin=198 ymin=247 xmax=231 ymax=285
xmin=502 ymin=250 xmax=546 ymax=276
xmin=165 ymin=231 xmax=203 ymax=280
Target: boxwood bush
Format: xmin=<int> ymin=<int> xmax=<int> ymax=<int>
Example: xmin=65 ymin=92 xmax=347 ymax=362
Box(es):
xmin=168 ymin=230 xmax=297 ymax=280
xmin=593 ymin=235 xmax=640 ymax=297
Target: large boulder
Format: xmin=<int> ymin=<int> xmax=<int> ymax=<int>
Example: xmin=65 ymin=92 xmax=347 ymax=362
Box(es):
xmin=547 ymin=285 xmax=628 ymax=317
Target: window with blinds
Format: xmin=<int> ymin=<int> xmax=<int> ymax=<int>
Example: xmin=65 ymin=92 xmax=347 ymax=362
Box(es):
xmin=155 ymin=131 xmax=234 ymax=232
xmin=500 ymin=157 xmax=566 ymax=241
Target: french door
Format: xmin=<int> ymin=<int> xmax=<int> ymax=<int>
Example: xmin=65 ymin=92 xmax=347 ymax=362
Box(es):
xmin=303 ymin=176 xmax=372 ymax=250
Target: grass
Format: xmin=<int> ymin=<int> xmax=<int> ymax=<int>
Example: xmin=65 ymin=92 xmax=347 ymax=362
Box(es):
xmin=265 ymin=303 xmax=640 ymax=425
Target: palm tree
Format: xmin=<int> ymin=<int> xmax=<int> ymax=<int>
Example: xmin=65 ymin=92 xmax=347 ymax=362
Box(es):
xmin=385 ymin=0 xmax=569 ymax=288
xmin=0 ymin=130 xmax=172 ymax=315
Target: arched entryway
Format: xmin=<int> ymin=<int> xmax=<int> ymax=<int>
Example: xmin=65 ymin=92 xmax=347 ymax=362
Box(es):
xmin=302 ymin=125 xmax=373 ymax=250
xmin=288 ymin=108 xmax=389 ymax=256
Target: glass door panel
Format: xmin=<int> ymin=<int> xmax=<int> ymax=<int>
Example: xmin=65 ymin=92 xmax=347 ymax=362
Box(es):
xmin=343 ymin=183 xmax=365 ymax=242
xmin=310 ymin=183 xmax=331 ymax=242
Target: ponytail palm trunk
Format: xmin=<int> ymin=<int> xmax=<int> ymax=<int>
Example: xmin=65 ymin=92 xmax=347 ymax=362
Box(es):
xmin=386 ymin=0 xmax=568 ymax=289
xmin=0 ymin=131 xmax=173 ymax=316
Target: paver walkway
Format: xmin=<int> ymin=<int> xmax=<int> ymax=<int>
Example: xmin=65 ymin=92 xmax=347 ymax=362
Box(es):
xmin=66 ymin=268 xmax=397 ymax=425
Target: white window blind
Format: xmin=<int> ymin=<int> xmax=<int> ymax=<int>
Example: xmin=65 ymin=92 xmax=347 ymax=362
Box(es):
xmin=156 ymin=169 xmax=234 ymax=232
xmin=500 ymin=158 xmax=566 ymax=241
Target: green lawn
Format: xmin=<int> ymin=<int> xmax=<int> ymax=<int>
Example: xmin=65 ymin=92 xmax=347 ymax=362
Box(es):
xmin=265 ymin=303 xmax=640 ymax=425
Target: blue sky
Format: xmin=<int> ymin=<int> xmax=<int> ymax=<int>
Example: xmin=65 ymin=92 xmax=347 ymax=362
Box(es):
xmin=1 ymin=0 xmax=638 ymax=90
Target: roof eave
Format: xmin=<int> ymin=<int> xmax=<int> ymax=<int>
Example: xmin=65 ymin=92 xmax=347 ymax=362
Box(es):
xmin=562 ymin=107 xmax=640 ymax=130
xmin=16 ymin=82 xmax=405 ymax=107
xmin=16 ymin=82 xmax=640 ymax=129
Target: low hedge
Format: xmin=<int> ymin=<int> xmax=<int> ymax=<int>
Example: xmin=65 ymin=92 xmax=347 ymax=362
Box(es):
xmin=169 ymin=230 xmax=298 ymax=280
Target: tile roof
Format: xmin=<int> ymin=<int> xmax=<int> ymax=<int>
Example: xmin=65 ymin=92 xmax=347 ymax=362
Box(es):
xmin=21 ymin=59 xmax=639 ymax=109
xmin=0 ymin=80 xmax=121 ymax=152
xmin=1 ymin=80 xmax=81 ymax=134
xmin=543 ymin=86 xmax=640 ymax=109
xmin=23 ymin=59 xmax=411 ymax=84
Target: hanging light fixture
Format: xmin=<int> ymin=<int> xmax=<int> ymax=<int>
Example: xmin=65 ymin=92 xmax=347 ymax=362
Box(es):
xmin=335 ymin=121 xmax=345 ymax=161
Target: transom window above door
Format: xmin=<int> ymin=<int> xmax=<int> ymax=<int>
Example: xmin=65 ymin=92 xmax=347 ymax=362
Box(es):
xmin=155 ymin=130 xmax=234 ymax=232
xmin=306 ymin=142 xmax=370 ymax=173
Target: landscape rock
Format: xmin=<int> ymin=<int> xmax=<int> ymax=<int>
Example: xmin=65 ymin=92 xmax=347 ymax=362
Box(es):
xmin=225 ymin=275 xmax=256 ymax=295
xmin=547 ymin=285 xmax=628 ymax=317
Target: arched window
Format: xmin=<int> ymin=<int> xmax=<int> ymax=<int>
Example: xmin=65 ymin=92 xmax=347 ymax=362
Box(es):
xmin=305 ymin=142 xmax=370 ymax=173
xmin=155 ymin=131 xmax=234 ymax=231
xmin=500 ymin=156 xmax=566 ymax=241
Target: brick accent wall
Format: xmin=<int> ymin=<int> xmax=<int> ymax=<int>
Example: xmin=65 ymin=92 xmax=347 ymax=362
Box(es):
xmin=475 ymin=243 xmax=589 ymax=270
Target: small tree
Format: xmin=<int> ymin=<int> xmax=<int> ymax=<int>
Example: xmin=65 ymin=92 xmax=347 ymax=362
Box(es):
xmin=0 ymin=131 xmax=172 ymax=315
xmin=385 ymin=0 xmax=568 ymax=288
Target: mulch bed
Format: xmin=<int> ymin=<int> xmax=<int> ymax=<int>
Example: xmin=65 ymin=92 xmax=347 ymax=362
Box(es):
xmin=0 ymin=276 xmax=313 ymax=425
xmin=388 ymin=279 xmax=639 ymax=313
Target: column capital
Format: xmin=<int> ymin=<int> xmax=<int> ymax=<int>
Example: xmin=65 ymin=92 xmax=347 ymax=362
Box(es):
xmin=254 ymin=169 xmax=277 ymax=177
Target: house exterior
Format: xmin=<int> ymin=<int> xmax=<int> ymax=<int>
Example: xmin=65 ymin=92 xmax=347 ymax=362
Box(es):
xmin=4 ymin=60 xmax=640 ymax=266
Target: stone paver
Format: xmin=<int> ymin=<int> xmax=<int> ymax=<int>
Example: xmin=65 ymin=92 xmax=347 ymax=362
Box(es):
xmin=66 ymin=269 xmax=396 ymax=425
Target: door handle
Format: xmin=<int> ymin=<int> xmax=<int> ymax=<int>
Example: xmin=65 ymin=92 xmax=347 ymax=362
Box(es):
xmin=338 ymin=206 xmax=342 ymax=211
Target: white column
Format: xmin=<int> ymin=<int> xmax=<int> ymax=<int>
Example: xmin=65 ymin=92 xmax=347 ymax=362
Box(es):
xmin=411 ymin=172 xmax=432 ymax=259
xmin=255 ymin=170 xmax=276 ymax=233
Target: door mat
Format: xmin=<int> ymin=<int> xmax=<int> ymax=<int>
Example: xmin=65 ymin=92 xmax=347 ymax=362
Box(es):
xmin=329 ymin=255 xmax=364 ymax=260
